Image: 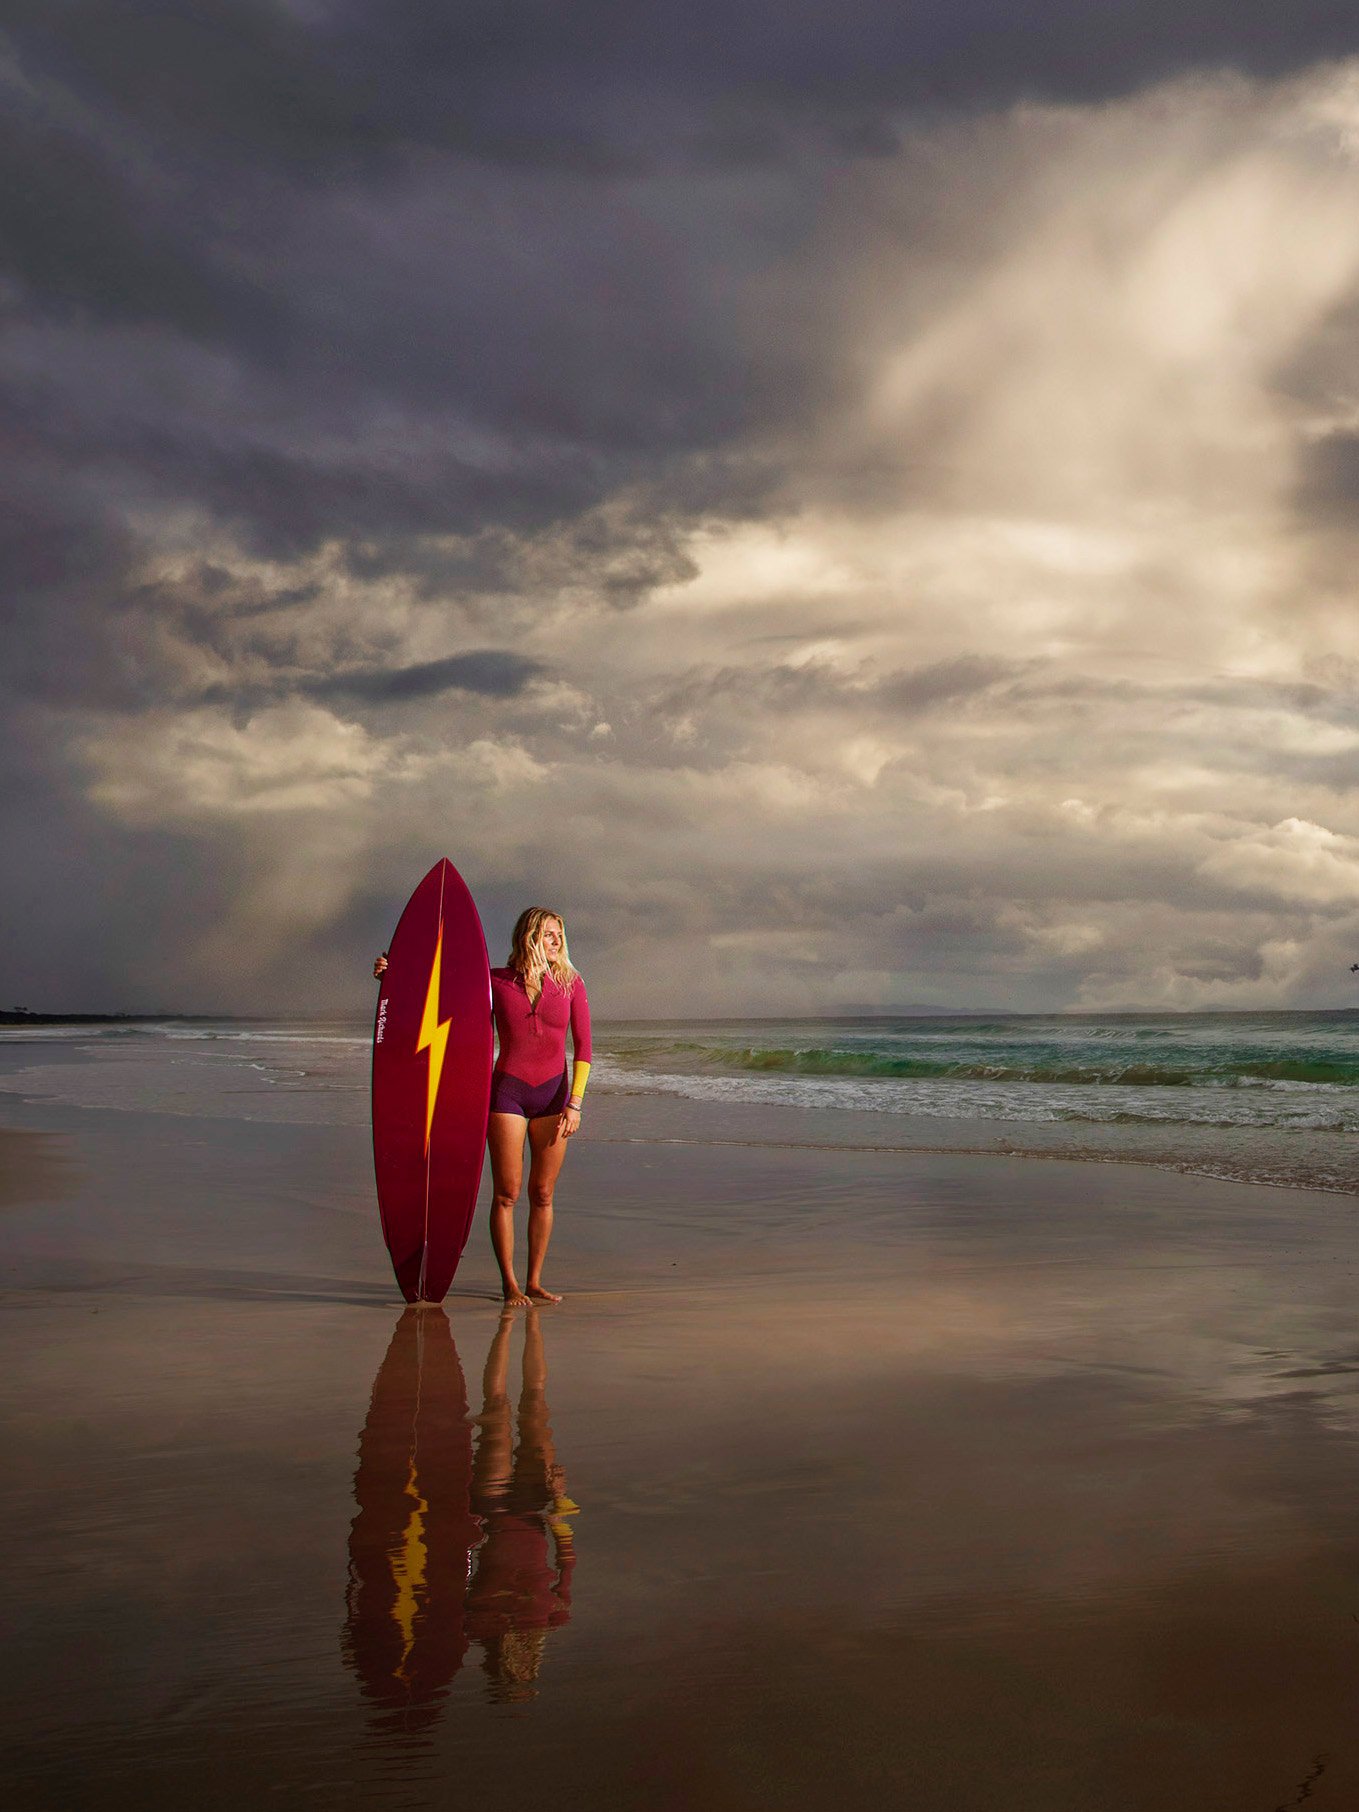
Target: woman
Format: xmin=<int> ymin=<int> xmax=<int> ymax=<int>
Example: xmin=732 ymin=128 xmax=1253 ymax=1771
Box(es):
xmin=374 ymin=906 xmax=591 ymax=1305
xmin=485 ymin=908 xmax=591 ymax=1306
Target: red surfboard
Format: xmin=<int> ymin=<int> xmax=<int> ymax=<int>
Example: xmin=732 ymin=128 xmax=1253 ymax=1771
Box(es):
xmin=371 ymin=859 xmax=493 ymax=1302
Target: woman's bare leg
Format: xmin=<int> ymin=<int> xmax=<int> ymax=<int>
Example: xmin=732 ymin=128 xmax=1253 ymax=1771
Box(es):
xmin=524 ymin=1113 xmax=569 ymax=1302
xmin=487 ymin=1112 xmax=530 ymax=1304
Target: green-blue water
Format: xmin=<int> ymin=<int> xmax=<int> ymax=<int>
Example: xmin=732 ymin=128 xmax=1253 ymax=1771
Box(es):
xmin=597 ymin=1011 xmax=1359 ymax=1127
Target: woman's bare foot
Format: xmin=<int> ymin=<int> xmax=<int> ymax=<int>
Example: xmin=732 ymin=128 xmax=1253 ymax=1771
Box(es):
xmin=502 ymin=1284 xmax=532 ymax=1307
xmin=526 ymin=1284 xmax=563 ymax=1304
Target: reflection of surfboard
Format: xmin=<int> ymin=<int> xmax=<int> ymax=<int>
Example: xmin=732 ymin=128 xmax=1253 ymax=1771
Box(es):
xmin=343 ymin=1308 xmax=480 ymax=1732
xmin=371 ymin=859 xmax=493 ymax=1303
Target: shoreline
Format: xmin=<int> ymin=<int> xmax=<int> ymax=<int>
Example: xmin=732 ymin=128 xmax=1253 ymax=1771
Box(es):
xmin=0 ymin=1070 xmax=1355 ymax=1204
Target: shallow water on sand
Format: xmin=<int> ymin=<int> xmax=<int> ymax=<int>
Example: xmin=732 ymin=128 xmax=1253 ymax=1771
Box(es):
xmin=3 ymin=1093 xmax=1359 ymax=1808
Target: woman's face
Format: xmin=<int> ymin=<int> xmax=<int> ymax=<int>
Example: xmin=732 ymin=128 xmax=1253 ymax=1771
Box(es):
xmin=540 ymin=918 xmax=564 ymax=960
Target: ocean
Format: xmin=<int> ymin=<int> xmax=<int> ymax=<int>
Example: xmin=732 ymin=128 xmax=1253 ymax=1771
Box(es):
xmin=2 ymin=1008 xmax=1358 ymax=1197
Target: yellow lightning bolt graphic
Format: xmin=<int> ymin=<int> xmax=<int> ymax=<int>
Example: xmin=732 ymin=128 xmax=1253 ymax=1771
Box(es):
xmin=415 ymin=924 xmax=452 ymax=1153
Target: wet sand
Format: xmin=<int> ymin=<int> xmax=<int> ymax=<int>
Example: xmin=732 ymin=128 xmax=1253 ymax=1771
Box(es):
xmin=0 ymin=1127 xmax=76 ymax=1211
xmin=3 ymin=1089 xmax=1359 ymax=1809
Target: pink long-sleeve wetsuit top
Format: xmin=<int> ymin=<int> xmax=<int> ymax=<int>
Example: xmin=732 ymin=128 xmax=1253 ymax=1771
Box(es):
xmin=490 ymin=967 xmax=593 ymax=1099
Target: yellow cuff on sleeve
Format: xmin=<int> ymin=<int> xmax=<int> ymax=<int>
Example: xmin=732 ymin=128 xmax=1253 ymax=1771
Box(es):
xmin=569 ymin=1059 xmax=591 ymax=1102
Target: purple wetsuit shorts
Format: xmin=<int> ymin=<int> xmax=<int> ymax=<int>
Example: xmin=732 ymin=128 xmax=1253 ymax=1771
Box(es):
xmin=489 ymin=1068 xmax=569 ymax=1119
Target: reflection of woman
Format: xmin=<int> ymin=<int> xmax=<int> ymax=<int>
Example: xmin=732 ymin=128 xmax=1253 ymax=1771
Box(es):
xmin=486 ymin=908 xmax=592 ymax=1306
xmin=467 ymin=1308 xmax=577 ymax=1702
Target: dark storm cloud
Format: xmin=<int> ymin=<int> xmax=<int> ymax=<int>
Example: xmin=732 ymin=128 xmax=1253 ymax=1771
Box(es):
xmin=7 ymin=1 xmax=1357 ymax=181
xmin=1296 ymin=429 xmax=1359 ymax=526
xmin=0 ymin=468 xmax=145 ymax=707
xmin=657 ymin=652 xmax=1020 ymax=719
xmin=0 ymin=9 xmax=809 ymax=613
xmin=199 ymin=649 xmax=544 ymax=708
xmin=877 ymin=655 xmax=1019 ymax=713
xmin=991 ymin=672 xmax=1358 ymax=727
xmin=0 ymin=101 xmax=276 ymax=339
xmin=316 ymin=649 xmax=542 ymax=702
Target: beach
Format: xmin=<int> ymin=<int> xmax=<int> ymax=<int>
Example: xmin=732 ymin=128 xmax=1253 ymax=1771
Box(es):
xmin=4 ymin=1031 xmax=1359 ymax=1809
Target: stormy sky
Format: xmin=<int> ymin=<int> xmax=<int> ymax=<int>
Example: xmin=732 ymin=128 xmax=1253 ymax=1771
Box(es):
xmin=5 ymin=3 xmax=1359 ymax=1016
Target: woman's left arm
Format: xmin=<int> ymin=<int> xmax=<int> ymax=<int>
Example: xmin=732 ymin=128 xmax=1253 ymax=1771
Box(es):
xmin=567 ymin=977 xmax=592 ymax=1108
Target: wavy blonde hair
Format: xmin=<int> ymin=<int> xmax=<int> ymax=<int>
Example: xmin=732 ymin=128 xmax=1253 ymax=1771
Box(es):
xmin=508 ymin=907 xmax=579 ymax=995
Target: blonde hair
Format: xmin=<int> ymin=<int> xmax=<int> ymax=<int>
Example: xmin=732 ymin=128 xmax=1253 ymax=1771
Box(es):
xmin=508 ymin=908 xmax=579 ymax=996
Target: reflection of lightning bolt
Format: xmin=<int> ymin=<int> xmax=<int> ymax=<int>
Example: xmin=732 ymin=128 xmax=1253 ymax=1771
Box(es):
xmin=415 ymin=925 xmax=452 ymax=1153
xmin=389 ymin=1455 xmax=428 ymax=1680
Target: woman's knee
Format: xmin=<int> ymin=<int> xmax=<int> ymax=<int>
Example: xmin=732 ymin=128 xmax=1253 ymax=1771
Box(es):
xmin=491 ymin=1187 xmax=519 ymax=1213
xmin=527 ymin=1185 xmax=554 ymax=1213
